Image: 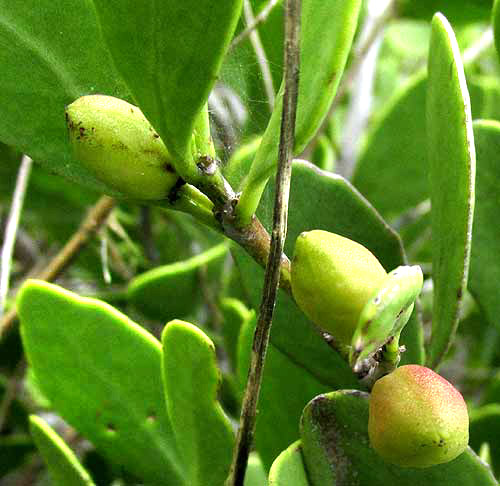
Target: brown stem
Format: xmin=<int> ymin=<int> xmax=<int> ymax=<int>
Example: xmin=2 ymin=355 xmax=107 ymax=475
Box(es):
xmin=225 ymin=1 xmax=301 ymax=484
xmin=0 ymin=196 xmax=116 ymax=340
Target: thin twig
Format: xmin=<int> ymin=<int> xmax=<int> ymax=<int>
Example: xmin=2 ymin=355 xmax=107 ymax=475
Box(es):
xmin=0 ymin=155 xmax=33 ymax=318
xmin=225 ymin=1 xmax=301 ymax=484
xmin=230 ymin=0 xmax=280 ymax=50
xmin=242 ymin=0 xmax=276 ymax=111
xmin=0 ymin=196 xmax=115 ymax=340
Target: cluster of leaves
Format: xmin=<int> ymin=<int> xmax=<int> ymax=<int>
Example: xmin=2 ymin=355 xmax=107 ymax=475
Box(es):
xmin=2 ymin=0 xmax=500 ymax=485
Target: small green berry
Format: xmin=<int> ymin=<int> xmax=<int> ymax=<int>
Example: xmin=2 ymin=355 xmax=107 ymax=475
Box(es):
xmin=369 ymin=365 xmax=469 ymax=468
xmin=291 ymin=230 xmax=388 ymax=344
xmin=66 ymin=95 xmax=179 ymax=200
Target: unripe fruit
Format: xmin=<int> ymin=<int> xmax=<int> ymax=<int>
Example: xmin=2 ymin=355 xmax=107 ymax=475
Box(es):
xmin=369 ymin=365 xmax=469 ymax=468
xmin=291 ymin=230 xmax=388 ymax=344
xmin=66 ymin=95 xmax=179 ymax=200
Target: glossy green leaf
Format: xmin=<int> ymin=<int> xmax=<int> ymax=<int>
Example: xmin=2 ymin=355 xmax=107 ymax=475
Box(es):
xmin=128 ymin=242 xmax=229 ymax=321
xmin=470 ymin=404 xmax=500 ymax=477
xmin=353 ymin=75 xmax=500 ymax=220
xmin=268 ymin=441 xmax=310 ymax=486
xmin=0 ymin=0 xmax=129 ymax=193
xmin=426 ymin=13 xmax=476 ymax=368
xmin=92 ymin=0 xmax=242 ymax=163
xmin=469 ymin=120 xmax=500 ymax=334
xmin=29 ymin=415 xmax=95 ymax=486
xmin=300 ymin=390 xmax=498 ymax=486
xmin=18 ymin=280 xmax=184 ymax=485
xmin=238 ymin=313 xmax=331 ymax=469
xmin=236 ymin=0 xmax=362 ymax=223
xmin=162 ymin=320 xmax=233 ymax=486
xmin=233 ymin=160 xmax=424 ymax=392
xmin=397 ymin=0 xmax=493 ymax=24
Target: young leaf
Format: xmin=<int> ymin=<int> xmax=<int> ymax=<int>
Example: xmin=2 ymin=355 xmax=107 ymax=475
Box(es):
xmin=236 ymin=0 xmax=362 ymax=224
xmin=92 ymin=0 xmax=242 ymax=164
xmin=469 ymin=120 xmax=500 ymax=334
xmin=0 ymin=1 xmax=129 ymax=193
xmin=29 ymin=415 xmax=96 ymax=486
xmin=268 ymin=441 xmax=310 ymax=486
xmin=18 ymin=280 xmax=184 ymax=485
xmin=128 ymin=242 xmax=229 ymax=321
xmin=300 ymin=390 xmax=497 ymax=485
xmin=162 ymin=320 xmax=234 ymax=486
xmin=245 ymin=453 xmax=269 ymax=486
xmin=426 ymin=13 xmax=476 ymax=368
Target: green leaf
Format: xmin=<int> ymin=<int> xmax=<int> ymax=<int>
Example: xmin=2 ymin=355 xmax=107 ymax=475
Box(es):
xmin=18 ymin=280 xmax=184 ymax=485
xmin=0 ymin=1 xmax=129 ymax=193
xmin=236 ymin=0 xmax=362 ymax=223
xmin=300 ymin=390 xmax=498 ymax=486
xmin=233 ymin=160 xmax=424 ymax=392
xmin=128 ymin=242 xmax=229 ymax=321
xmin=426 ymin=13 xmax=476 ymax=368
xmin=162 ymin=320 xmax=234 ymax=486
xmin=92 ymin=0 xmax=242 ymax=163
xmin=470 ymin=404 xmax=500 ymax=478
xmin=469 ymin=120 xmax=500 ymax=334
xmin=237 ymin=314 xmax=331 ymax=469
xmin=353 ymin=75 xmax=500 ymax=220
xmin=29 ymin=415 xmax=96 ymax=486
xmin=268 ymin=441 xmax=310 ymax=486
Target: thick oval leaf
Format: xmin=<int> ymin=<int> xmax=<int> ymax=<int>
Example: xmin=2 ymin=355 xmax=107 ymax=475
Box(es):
xmin=0 ymin=0 xmax=130 ymax=193
xmin=470 ymin=404 xmax=500 ymax=477
xmin=238 ymin=313 xmax=332 ymax=469
xmin=128 ymin=242 xmax=229 ymax=321
xmin=300 ymin=390 xmax=498 ymax=486
xmin=353 ymin=75 xmax=500 ymax=220
xmin=92 ymin=0 xmax=242 ymax=162
xmin=233 ymin=160 xmax=424 ymax=390
xmin=236 ymin=0 xmax=361 ymax=223
xmin=29 ymin=415 xmax=95 ymax=486
xmin=268 ymin=441 xmax=310 ymax=486
xmin=162 ymin=320 xmax=234 ymax=486
xmin=18 ymin=280 xmax=184 ymax=485
xmin=426 ymin=13 xmax=476 ymax=368
xmin=469 ymin=120 xmax=500 ymax=333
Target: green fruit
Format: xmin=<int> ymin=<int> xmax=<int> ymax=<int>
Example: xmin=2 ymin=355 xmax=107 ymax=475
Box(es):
xmin=66 ymin=95 xmax=179 ymax=200
xmin=369 ymin=365 xmax=469 ymax=468
xmin=291 ymin=230 xmax=388 ymax=344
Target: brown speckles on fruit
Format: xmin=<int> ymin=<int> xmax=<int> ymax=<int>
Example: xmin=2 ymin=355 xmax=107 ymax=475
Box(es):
xmin=66 ymin=95 xmax=179 ymax=200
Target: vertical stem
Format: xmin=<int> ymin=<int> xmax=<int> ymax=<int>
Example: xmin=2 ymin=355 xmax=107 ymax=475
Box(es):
xmin=0 ymin=155 xmax=33 ymax=318
xmin=225 ymin=1 xmax=301 ymax=484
